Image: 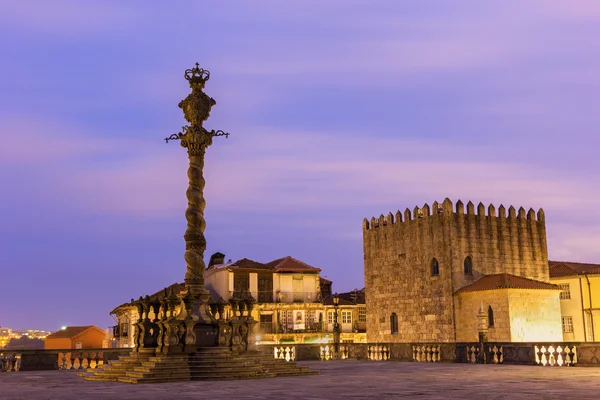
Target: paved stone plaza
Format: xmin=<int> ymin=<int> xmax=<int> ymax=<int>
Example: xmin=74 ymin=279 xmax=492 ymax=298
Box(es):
xmin=2 ymin=361 xmax=600 ymax=399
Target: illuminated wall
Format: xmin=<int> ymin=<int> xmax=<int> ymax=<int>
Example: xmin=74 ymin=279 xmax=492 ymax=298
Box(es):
xmin=455 ymin=289 xmax=562 ymax=342
xmin=550 ymin=274 xmax=600 ymax=342
xmin=508 ymin=289 xmax=563 ymax=342
xmin=455 ymin=290 xmax=511 ymax=342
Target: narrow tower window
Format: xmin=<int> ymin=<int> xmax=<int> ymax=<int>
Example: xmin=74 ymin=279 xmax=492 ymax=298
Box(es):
xmin=430 ymin=258 xmax=439 ymax=276
xmin=390 ymin=313 xmax=398 ymax=334
xmin=464 ymin=256 xmax=473 ymax=275
xmin=488 ymin=306 xmax=494 ymax=328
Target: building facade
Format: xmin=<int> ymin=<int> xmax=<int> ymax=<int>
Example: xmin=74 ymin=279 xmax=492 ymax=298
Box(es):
xmin=363 ymin=198 xmax=563 ymax=343
xmin=549 ymin=261 xmax=600 ymax=342
xmin=44 ymin=326 xmax=108 ymax=349
xmin=205 ymin=255 xmax=366 ymax=344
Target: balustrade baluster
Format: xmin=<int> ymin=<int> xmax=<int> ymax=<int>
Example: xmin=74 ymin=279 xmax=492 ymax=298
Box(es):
xmin=490 ymin=346 xmax=497 ymax=364
xmin=535 ymin=346 xmax=543 ymax=365
xmin=569 ymin=345 xmax=577 ymax=366
xmin=550 ymin=346 xmax=557 ymax=366
xmin=543 ymin=346 xmax=551 ymax=366
xmin=473 ymin=345 xmax=480 ymax=364
xmin=79 ymin=352 xmax=86 ymax=369
xmin=94 ymin=352 xmax=101 ymax=369
xmin=557 ymin=346 xmax=566 ymax=367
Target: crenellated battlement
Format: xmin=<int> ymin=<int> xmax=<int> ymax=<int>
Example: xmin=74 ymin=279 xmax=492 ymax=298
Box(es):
xmin=363 ymin=198 xmax=545 ymax=230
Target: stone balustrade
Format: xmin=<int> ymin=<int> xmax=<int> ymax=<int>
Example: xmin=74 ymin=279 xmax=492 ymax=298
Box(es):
xmin=368 ymin=344 xmax=391 ymax=360
xmin=273 ymin=345 xmax=296 ymax=361
xmin=534 ymin=344 xmax=577 ymax=366
xmin=412 ymin=344 xmax=441 ymax=362
xmin=4 ymin=342 xmax=597 ymax=372
xmin=259 ymin=342 xmax=600 ymax=367
xmin=457 ymin=342 xmax=582 ymax=366
xmin=0 ymin=349 xmax=129 ymax=372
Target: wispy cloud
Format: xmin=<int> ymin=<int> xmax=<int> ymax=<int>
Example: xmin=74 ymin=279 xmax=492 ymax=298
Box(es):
xmin=0 ymin=1 xmax=149 ymax=37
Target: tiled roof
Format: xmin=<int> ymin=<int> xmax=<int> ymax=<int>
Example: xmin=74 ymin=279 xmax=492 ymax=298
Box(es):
xmin=323 ymin=289 xmax=366 ymax=306
xmin=46 ymin=326 xmax=93 ymax=339
xmin=265 ymin=256 xmax=321 ymax=273
xmin=549 ymin=261 xmax=600 ymax=277
xmin=228 ymin=258 xmax=272 ymax=270
xmin=456 ymin=274 xmax=560 ymax=293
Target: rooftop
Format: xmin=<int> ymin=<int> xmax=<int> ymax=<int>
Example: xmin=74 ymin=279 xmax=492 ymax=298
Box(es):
xmin=549 ymin=261 xmax=600 ymax=278
xmin=323 ymin=289 xmax=366 ymax=306
xmin=210 ymin=256 xmax=321 ymax=273
xmin=456 ymin=274 xmax=559 ymax=293
xmin=264 ymin=256 xmax=321 ymax=273
xmin=45 ymin=326 xmax=94 ymax=340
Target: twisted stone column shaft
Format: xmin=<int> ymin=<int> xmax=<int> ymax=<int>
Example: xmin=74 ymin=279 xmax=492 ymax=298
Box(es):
xmin=184 ymin=150 xmax=208 ymax=286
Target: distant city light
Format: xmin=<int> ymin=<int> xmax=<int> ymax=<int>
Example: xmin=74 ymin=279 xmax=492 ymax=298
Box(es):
xmin=61 ymin=326 xmax=67 ymax=330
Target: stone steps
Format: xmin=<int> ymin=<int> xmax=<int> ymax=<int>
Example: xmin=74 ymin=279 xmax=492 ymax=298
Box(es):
xmin=81 ymin=347 xmax=318 ymax=384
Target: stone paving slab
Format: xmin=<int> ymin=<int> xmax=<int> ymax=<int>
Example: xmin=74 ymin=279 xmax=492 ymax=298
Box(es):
xmin=2 ymin=361 xmax=600 ymax=399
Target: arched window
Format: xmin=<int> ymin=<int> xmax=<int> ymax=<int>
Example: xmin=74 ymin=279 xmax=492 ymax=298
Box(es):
xmin=431 ymin=258 xmax=439 ymax=276
xmin=464 ymin=256 xmax=473 ymax=275
xmin=390 ymin=313 xmax=398 ymax=334
xmin=488 ymin=306 xmax=494 ymax=328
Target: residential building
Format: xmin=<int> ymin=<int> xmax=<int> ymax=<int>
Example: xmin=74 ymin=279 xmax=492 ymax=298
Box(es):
xmin=323 ymin=288 xmax=367 ymax=343
xmin=549 ymin=261 xmax=600 ymax=342
xmin=44 ymin=326 xmax=108 ymax=349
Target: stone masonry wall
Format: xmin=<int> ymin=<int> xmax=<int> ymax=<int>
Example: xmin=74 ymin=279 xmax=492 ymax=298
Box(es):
xmin=507 ymin=289 xmax=563 ymax=342
xmin=455 ymin=291 xmax=511 ymax=342
xmin=363 ymin=198 xmax=549 ymax=343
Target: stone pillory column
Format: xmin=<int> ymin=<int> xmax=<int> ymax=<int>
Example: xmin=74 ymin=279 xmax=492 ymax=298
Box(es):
xmin=165 ymin=63 xmax=229 ymax=323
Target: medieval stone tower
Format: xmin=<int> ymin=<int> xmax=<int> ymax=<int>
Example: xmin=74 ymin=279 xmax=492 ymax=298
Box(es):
xmin=363 ymin=198 xmax=549 ymax=343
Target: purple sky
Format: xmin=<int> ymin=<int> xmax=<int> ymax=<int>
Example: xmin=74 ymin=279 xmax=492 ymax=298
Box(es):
xmin=1 ymin=1 xmax=600 ymax=332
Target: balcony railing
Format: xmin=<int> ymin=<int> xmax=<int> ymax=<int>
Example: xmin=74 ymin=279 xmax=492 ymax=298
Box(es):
xmin=229 ymin=291 xmax=322 ymax=304
xmin=258 ymin=322 xmax=325 ymax=334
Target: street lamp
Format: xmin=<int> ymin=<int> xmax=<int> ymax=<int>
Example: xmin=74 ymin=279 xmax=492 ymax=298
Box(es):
xmin=333 ymin=293 xmax=340 ymax=357
xmin=477 ymin=303 xmax=488 ymax=364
